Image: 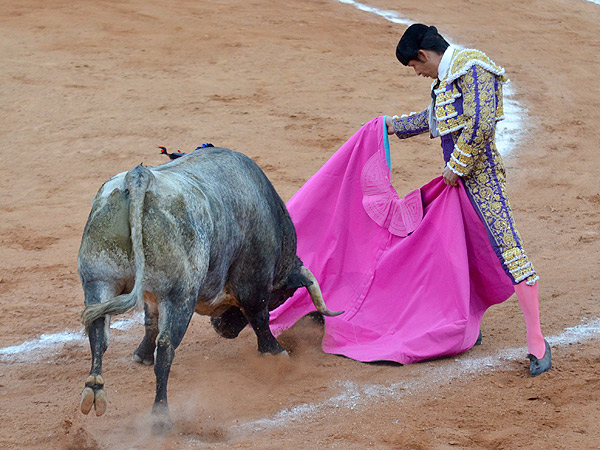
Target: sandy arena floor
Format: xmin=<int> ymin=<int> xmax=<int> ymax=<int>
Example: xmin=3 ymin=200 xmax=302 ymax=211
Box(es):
xmin=1 ymin=0 xmax=599 ymax=448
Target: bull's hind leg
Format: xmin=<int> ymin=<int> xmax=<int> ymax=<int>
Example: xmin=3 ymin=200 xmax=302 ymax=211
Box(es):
xmin=80 ymin=281 xmax=118 ymax=417
xmin=151 ymin=293 xmax=197 ymax=434
xmin=133 ymin=302 xmax=159 ymax=366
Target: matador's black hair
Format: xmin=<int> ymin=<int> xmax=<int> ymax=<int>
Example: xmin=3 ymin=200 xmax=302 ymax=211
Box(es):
xmin=396 ymin=24 xmax=450 ymax=66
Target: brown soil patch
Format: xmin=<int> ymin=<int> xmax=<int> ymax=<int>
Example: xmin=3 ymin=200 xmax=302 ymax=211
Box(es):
xmin=1 ymin=0 xmax=599 ymax=448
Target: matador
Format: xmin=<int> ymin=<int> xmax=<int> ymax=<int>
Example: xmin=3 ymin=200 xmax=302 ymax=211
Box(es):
xmin=388 ymin=24 xmax=551 ymax=376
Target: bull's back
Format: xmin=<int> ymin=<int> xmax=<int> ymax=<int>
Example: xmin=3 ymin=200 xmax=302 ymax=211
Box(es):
xmin=160 ymin=147 xmax=291 ymax=227
xmin=159 ymin=147 xmax=299 ymax=289
xmin=79 ymin=148 xmax=298 ymax=294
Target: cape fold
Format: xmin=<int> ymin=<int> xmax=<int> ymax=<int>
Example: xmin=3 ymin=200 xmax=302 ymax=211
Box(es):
xmin=270 ymin=116 xmax=514 ymax=364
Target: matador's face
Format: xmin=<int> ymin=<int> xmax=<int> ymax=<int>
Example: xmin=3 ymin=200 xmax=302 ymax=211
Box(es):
xmin=407 ymin=50 xmax=440 ymax=79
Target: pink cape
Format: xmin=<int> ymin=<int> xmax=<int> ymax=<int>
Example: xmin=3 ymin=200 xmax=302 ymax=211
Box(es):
xmin=270 ymin=116 xmax=515 ymax=364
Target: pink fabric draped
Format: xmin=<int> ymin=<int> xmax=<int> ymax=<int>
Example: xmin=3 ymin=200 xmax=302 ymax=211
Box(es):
xmin=270 ymin=116 xmax=514 ymax=364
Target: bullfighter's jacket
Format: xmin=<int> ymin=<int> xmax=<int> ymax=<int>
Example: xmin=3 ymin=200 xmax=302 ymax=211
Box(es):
xmin=390 ymin=48 xmax=538 ymax=285
xmin=392 ymin=47 xmax=508 ymax=177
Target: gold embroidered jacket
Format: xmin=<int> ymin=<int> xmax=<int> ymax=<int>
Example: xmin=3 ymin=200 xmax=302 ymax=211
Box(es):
xmin=392 ymin=49 xmax=509 ymax=177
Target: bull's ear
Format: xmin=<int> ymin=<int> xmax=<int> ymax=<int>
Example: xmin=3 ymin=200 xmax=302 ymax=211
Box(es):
xmin=286 ymin=272 xmax=313 ymax=290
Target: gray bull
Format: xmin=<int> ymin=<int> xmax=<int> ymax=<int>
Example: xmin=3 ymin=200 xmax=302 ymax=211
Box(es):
xmin=78 ymin=147 xmax=341 ymax=431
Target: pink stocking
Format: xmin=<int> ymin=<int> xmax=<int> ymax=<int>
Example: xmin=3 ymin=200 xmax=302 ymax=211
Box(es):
xmin=514 ymin=282 xmax=546 ymax=358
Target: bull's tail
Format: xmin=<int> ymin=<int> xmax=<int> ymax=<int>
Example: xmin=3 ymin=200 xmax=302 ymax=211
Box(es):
xmin=82 ymin=164 xmax=154 ymax=331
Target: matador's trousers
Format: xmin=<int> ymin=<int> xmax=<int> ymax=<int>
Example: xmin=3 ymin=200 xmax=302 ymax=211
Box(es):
xmin=443 ymin=135 xmax=539 ymax=285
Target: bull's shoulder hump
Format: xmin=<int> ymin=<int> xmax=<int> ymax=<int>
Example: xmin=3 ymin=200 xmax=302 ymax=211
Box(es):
xmin=162 ymin=147 xmax=259 ymax=174
xmin=187 ymin=146 xmax=248 ymax=163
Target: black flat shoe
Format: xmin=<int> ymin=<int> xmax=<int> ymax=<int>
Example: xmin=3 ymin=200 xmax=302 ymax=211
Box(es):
xmin=475 ymin=330 xmax=483 ymax=346
xmin=528 ymin=339 xmax=552 ymax=376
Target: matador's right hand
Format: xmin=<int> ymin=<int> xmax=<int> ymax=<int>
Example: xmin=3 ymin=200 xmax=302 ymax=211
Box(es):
xmin=385 ymin=115 xmax=397 ymax=135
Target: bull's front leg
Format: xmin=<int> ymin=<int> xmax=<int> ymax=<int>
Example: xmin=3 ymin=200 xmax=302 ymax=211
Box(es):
xmin=244 ymin=301 xmax=286 ymax=355
xmin=133 ymin=302 xmax=159 ymax=365
xmin=80 ymin=281 xmax=114 ymax=417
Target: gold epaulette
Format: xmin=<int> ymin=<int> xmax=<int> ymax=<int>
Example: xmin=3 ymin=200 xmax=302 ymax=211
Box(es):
xmin=446 ymin=49 xmax=508 ymax=84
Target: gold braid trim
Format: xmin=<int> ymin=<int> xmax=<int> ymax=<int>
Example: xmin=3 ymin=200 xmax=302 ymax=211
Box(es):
xmin=446 ymin=49 xmax=508 ymax=85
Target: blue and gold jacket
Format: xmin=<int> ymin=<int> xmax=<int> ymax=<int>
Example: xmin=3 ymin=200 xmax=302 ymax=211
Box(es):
xmin=392 ymin=48 xmax=508 ymax=177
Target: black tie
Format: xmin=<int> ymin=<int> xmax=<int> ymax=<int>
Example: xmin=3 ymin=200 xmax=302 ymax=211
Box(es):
xmin=431 ymin=79 xmax=440 ymax=102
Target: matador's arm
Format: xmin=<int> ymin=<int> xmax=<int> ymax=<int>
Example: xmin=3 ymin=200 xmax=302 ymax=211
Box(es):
xmin=390 ymin=109 xmax=429 ymax=139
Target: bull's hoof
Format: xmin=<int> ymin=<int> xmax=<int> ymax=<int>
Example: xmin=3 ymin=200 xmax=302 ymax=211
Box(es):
xmin=259 ymin=349 xmax=290 ymax=358
xmin=132 ymin=351 xmax=154 ymax=366
xmin=80 ymin=375 xmax=107 ymax=416
xmin=80 ymin=387 xmax=107 ymax=416
xmin=80 ymin=387 xmax=95 ymax=415
xmin=258 ymin=343 xmax=289 ymax=357
xmin=152 ymin=416 xmax=174 ymax=435
xmin=151 ymin=404 xmax=173 ymax=435
xmin=94 ymin=389 xmax=107 ymax=416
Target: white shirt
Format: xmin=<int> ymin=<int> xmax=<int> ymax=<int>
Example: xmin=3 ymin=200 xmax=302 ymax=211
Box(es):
xmin=429 ymin=45 xmax=455 ymax=138
xmin=437 ymin=45 xmax=455 ymax=81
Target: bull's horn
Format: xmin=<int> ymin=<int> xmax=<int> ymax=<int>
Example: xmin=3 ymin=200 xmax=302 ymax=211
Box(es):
xmin=300 ymin=266 xmax=344 ymax=317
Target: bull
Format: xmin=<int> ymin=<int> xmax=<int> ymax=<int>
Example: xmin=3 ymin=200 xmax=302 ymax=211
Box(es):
xmin=78 ymin=147 xmax=341 ymax=431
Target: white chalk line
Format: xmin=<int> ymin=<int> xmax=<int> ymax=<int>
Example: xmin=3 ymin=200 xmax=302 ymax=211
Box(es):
xmin=226 ymin=318 xmax=600 ymax=440
xmin=334 ymin=0 xmax=525 ymax=157
xmin=336 ymin=0 xmax=413 ymax=26
xmin=1 ymin=314 xmax=598 ymax=445
xmin=0 ymin=314 xmax=143 ymax=363
xmin=1 ymin=316 xmax=598 ymax=450
xmin=4 ymin=315 xmax=597 ymax=364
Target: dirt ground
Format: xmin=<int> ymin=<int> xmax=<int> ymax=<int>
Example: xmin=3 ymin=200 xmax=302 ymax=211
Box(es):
xmin=1 ymin=0 xmax=599 ymax=448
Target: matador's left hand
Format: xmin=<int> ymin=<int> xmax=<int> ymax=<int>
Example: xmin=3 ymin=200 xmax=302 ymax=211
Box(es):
xmin=442 ymin=165 xmax=460 ymax=186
